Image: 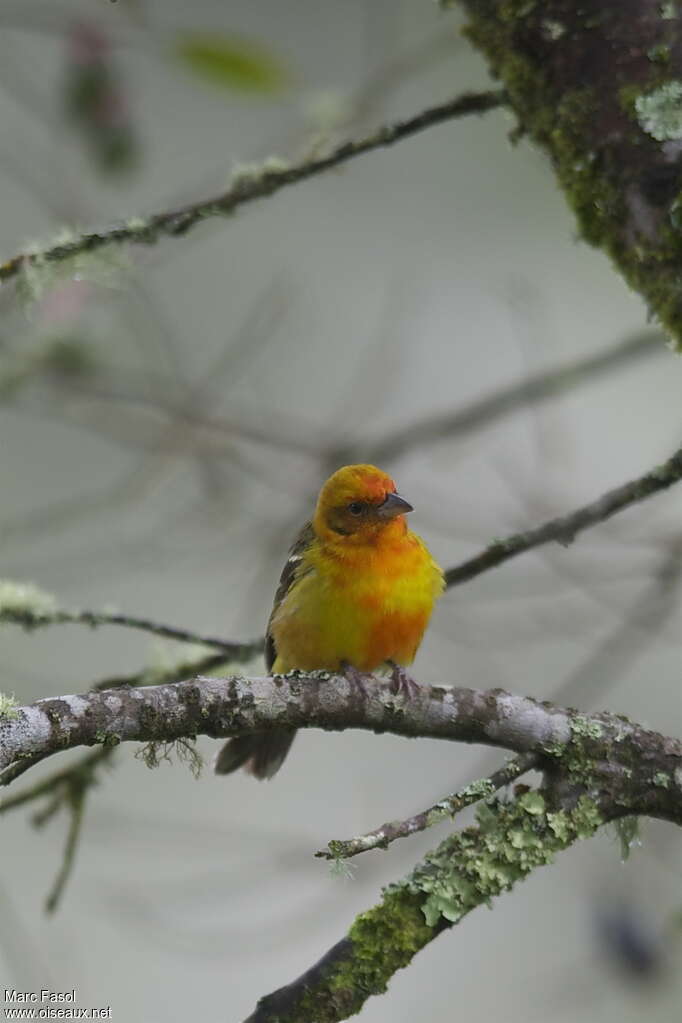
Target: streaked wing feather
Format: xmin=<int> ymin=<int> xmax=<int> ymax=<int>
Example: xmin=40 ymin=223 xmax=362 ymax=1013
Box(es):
xmin=265 ymin=521 xmax=315 ymax=672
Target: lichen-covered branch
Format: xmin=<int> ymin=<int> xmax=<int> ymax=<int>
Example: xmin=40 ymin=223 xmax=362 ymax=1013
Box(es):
xmin=453 ymin=0 xmax=682 ymax=347
xmin=2 ymin=677 xmax=680 ymax=1019
xmin=0 ymin=90 xmax=504 ymax=289
xmin=1 ymin=674 xmax=680 ymax=823
xmin=316 ymin=751 xmax=538 ymax=859
xmin=243 ymin=792 xmax=602 ymax=1023
xmin=0 ymin=579 xmax=263 ymax=656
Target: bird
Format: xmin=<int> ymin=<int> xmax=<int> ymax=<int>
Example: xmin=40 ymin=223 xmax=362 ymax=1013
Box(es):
xmin=214 ymin=463 xmax=444 ymax=779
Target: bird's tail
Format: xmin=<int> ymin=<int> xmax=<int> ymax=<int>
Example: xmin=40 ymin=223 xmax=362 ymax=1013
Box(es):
xmin=213 ymin=729 xmax=296 ymax=780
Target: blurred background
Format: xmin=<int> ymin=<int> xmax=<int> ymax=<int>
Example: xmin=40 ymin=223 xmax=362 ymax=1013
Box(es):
xmin=1 ymin=1 xmax=681 ymax=1020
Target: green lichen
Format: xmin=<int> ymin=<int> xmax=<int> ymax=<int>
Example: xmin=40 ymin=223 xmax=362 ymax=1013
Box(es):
xmin=0 ymin=579 xmax=57 ymax=621
xmin=635 ymin=81 xmax=682 ymax=140
xmin=661 ymin=2 xmax=678 ymax=20
xmin=290 ymin=889 xmax=434 ymax=1020
xmin=16 ymin=229 xmax=129 ymax=309
xmin=648 ymin=43 xmax=672 ymax=64
xmin=0 ymin=691 xmax=19 ymax=719
xmin=398 ymin=793 xmax=602 ymax=927
xmin=336 ymin=890 xmax=434 ymax=997
xmin=571 ymin=715 xmax=605 ymax=741
xmin=460 ymin=8 xmax=682 ymax=348
xmin=610 ymin=815 xmax=641 ymax=860
xmin=258 ymin=790 xmax=604 ymax=1021
xmin=653 ymin=770 xmax=670 ymax=787
xmin=543 ymin=19 xmax=566 ymax=40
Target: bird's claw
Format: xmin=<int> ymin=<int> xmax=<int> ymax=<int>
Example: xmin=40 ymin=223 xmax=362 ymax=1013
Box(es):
xmin=389 ymin=663 xmax=420 ymax=699
xmin=341 ymin=661 xmax=374 ymax=698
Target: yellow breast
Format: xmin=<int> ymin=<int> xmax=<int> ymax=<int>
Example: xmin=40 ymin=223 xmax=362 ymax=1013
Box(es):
xmin=270 ymin=529 xmax=443 ymax=673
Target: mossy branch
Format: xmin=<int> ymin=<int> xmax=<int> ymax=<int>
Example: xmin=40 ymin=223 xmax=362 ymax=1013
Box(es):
xmin=0 ymin=90 xmax=504 ymax=289
xmin=453 ymin=1 xmax=682 ymax=347
xmin=0 ymin=580 xmax=263 ymax=657
xmin=245 ymin=791 xmax=604 ymax=1023
xmin=316 ymin=751 xmax=538 ymax=859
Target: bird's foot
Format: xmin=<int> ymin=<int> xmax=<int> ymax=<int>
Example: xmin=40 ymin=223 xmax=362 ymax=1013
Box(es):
xmin=341 ymin=661 xmax=374 ymax=698
xmin=388 ymin=662 xmax=420 ymax=699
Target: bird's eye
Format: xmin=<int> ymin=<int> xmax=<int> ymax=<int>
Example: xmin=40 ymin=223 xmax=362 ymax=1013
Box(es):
xmin=348 ymin=501 xmax=365 ymax=516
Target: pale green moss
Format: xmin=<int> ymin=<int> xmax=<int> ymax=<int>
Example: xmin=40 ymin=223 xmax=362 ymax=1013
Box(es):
xmin=0 ymin=691 xmax=19 ymax=719
xmin=397 ymin=793 xmax=602 ymax=927
xmin=635 ymin=81 xmax=682 ymax=141
xmin=16 ymin=229 xmax=128 ymax=308
xmin=571 ymin=715 xmax=605 ymax=740
xmin=611 ymin=816 xmax=641 ymax=860
xmin=0 ymin=580 xmax=56 ymax=619
xmin=653 ymin=771 xmax=670 ymax=788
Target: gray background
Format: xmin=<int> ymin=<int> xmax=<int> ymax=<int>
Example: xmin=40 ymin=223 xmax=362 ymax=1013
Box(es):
xmin=1 ymin=1 xmax=681 ymax=1021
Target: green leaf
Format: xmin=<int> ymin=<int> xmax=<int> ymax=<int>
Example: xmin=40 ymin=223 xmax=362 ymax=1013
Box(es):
xmin=176 ymin=34 xmax=289 ymax=94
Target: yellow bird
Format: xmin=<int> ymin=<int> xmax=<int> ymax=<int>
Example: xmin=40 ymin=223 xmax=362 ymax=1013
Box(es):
xmin=214 ymin=464 xmax=444 ymax=778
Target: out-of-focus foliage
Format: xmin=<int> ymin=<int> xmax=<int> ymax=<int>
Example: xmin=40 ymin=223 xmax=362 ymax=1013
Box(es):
xmin=175 ymin=33 xmax=290 ymax=94
xmin=64 ymin=22 xmax=138 ymax=175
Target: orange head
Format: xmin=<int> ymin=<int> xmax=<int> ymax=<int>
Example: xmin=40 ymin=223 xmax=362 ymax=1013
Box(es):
xmin=313 ymin=464 xmax=413 ymax=544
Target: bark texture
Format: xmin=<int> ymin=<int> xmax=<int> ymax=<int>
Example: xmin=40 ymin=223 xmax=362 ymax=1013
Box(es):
xmin=456 ymin=0 xmax=682 ymax=345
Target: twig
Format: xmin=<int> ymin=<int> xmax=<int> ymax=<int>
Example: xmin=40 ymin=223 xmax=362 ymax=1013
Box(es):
xmin=445 ymin=442 xmax=682 ymax=587
xmin=2 ymin=745 xmax=114 ymax=913
xmin=0 ymin=90 xmax=505 ymax=286
xmin=0 ymin=747 xmax=112 ymax=810
xmin=243 ymin=789 xmax=611 ymax=1023
xmin=42 ymin=781 xmax=86 ymax=914
xmin=1 ymin=602 xmax=263 ymax=658
xmin=367 ymin=330 xmax=661 ymax=465
xmin=316 ymin=751 xmax=538 ymax=859
xmin=89 ymin=650 xmax=228 ymax=692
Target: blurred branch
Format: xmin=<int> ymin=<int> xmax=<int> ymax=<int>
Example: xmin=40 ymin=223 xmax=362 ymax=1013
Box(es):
xmin=551 ymin=534 xmax=682 ymax=710
xmin=444 ymin=441 xmax=682 ymax=587
xmin=1 ymin=745 xmax=114 ymax=914
xmin=0 ymin=89 xmax=505 ymax=287
xmin=0 ymin=593 xmax=263 ymax=658
xmin=315 ymin=751 xmax=537 ymax=860
xmin=0 ymin=649 xmax=229 ymax=910
xmin=364 ymin=329 xmax=661 ymax=465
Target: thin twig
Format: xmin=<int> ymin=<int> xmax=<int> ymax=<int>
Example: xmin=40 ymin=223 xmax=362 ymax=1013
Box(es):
xmin=2 ymin=745 xmax=114 ymax=913
xmin=42 ymin=783 xmax=86 ymax=915
xmin=1 ymin=603 xmax=263 ymax=657
xmin=445 ymin=442 xmax=682 ymax=587
xmin=0 ymin=90 xmax=505 ymax=286
xmin=316 ymin=751 xmax=538 ymax=859
xmin=0 ymin=747 xmax=112 ymax=810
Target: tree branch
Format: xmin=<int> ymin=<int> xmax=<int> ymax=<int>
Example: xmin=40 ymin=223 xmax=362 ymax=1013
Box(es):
xmin=316 ymin=751 xmax=538 ymax=859
xmin=1 ymin=674 xmax=680 ymax=822
xmin=0 ymin=586 xmax=263 ymax=656
xmin=243 ymin=789 xmax=626 ymax=1023
xmin=445 ymin=441 xmax=682 ymax=587
xmin=0 ymin=90 xmax=504 ymax=288
xmin=453 ymin=1 xmax=682 ymax=347
xmin=365 ymin=329 xmax=662 ymax=465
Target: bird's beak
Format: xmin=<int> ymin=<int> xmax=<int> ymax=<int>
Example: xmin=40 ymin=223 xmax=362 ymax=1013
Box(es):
xmin=377 ymin=492 xmax=413 ymax=519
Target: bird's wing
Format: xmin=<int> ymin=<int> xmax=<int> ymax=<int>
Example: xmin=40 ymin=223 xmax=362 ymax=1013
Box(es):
xmin=265 ymin=521 xmax=315 ymax=672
